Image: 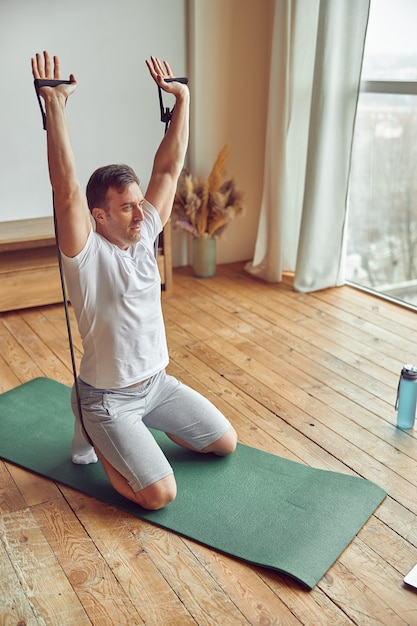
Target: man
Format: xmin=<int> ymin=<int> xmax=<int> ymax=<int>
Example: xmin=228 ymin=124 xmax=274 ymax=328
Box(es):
xmin=32 ymin=51 xmax=237 ymax=510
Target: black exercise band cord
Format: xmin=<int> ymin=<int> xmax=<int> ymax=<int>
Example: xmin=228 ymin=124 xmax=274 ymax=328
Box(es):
xmin=52 ymin=198 xmax=92 ymax=445
xmin=34 ymin=74 xmax=188 ymax=450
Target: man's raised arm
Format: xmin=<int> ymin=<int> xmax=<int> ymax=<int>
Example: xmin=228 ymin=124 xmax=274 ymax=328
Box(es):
xmin=32 ymin=51 xmax=91 ymax=257
xmin=145 ymin=56 xmax=190 ymax=226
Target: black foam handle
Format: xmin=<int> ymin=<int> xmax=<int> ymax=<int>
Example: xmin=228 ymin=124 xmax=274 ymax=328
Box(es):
xmin=34 ymin=78 xmax=72 ymax=93
xmin=164 ymin=77 xmax=188 ymax=85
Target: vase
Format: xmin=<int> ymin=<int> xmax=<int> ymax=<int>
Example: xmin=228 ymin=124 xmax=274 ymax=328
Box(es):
xmin=192 ymin=236 xmax=216 ymax=278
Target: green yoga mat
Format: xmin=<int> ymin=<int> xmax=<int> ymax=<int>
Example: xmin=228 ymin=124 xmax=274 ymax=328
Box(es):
xmin=0 ymin=377 xmax=386 ymax=589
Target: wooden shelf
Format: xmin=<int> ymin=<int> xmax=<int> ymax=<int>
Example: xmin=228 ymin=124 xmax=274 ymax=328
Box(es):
xmin=0 ymin=246 xmax=63 ymax=311
xmin=0 ymin=218 xmax=61 ymax=312
xmin=0 ymin=216 xmax=56 ymax=252
xmin=0 ymin=216 xmax=172 ymax=313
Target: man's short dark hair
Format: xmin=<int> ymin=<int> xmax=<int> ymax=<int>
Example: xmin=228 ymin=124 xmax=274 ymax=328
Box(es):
xmin=86 ymin=164 xmax=140 ymax=212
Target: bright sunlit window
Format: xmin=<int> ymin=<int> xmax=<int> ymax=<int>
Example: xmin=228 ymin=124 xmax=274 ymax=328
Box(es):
xmin=346 ymin=0 xmax=417 ymax=306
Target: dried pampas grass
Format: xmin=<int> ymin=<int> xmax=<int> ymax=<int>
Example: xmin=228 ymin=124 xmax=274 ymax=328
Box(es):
xmin=173 ymin=144 xmax=245 ymax=238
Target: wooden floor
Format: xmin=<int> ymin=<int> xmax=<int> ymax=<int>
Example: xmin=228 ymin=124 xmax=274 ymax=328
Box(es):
xmin=1 ymin=262 xmax=417 ymax=625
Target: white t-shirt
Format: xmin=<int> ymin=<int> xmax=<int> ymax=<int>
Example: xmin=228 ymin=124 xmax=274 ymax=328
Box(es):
xmin=61 ymin=200 xmax=169 ymax=389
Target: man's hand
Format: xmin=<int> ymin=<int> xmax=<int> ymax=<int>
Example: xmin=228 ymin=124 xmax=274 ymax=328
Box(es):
xmin=145 ymin=56 xmax=188 ymax=97
xmin=31 ymin=51 xmax=77 ymax=100
xmin=144 ymin=56 xmax=190 ymax=226
xmin=31 ymin=50 xmax=91 ymax=258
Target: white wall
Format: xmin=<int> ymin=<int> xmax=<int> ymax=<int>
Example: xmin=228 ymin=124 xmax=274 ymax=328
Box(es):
xmin=0 ymin=0 xmax=186 ymax=221
xmin=1 ymin=0 xmax=275 ymax=269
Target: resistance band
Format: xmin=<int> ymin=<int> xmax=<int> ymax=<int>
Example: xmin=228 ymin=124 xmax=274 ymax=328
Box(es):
xmin=34 ymin=72 xmax=188 ymax=447
xmin=34 ymin=77 xmax=92 ymax=444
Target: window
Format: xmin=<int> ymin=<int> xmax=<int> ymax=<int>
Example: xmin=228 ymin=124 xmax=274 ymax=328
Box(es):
xmin=346 ymin=0 xmax=417 ymax=306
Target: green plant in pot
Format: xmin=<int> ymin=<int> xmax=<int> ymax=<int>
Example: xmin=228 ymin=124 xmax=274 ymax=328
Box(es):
xmin=173 ymin=144 xmax=245 ymax=277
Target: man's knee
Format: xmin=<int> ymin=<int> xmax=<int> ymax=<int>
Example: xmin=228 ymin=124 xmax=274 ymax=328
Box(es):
xmin=204 ymin=425 xmax=238 ymax=456
xmin=135 ymin=475 xmax=177 ymax=510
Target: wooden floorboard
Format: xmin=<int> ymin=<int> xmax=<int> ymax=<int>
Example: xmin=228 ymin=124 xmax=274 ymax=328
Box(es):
xmin=1 ymin=262 xmax=417 ymax=624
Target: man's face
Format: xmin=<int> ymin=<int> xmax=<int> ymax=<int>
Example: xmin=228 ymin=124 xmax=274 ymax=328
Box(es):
xmin=93 ymin=182 xmax=145 ymax=249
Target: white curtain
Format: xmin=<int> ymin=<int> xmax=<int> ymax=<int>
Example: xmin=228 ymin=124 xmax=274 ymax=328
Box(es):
xmin=245 ymin=0 xmax=370 ymax=292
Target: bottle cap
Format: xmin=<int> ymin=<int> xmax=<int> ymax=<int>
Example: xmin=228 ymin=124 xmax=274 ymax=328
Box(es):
xmin=401 ymin=364 xmax=417 ymax=380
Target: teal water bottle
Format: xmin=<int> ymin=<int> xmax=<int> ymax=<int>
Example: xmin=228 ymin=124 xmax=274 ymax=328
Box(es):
xmin=396 ymin=365 xmax=417 ymax=429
